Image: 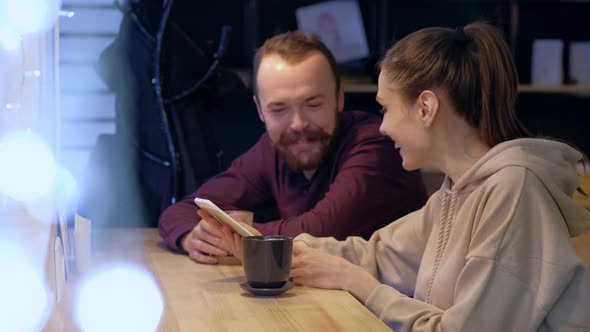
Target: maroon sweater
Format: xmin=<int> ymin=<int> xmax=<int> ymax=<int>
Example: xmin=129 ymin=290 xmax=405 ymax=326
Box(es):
xmin=159 ymin=111 xmax=428 ymax=252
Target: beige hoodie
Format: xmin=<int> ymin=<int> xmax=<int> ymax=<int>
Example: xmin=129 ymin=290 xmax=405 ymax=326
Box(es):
xmin=296 ymin=138 xmax=590 ymax=331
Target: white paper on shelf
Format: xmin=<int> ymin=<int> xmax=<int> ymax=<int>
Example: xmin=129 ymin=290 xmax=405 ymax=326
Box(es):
xmin=569 ymin=41 xmax=590 ymax=84
xmin=531 ymin=39 xmax=563 ymax=86
xmin=296 ymin=0 xmax=369 ymax=63
xmin=54 ymin=237 xmax=66 ymax=303
xmin=74 ymin=213 xmax=92 ymax=275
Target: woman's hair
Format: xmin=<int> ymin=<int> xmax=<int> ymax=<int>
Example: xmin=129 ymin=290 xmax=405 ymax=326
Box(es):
xmin=379 ymin=21 xmax=531 ymax=147
xmin=252 ymin=31 xmax=341 ymax=96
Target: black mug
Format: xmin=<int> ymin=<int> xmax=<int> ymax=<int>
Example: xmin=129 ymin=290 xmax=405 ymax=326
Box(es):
xmin=242 ymin=235 xmax=293 ymax=288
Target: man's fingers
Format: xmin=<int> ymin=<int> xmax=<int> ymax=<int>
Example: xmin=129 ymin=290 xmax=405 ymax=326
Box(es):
xmin=197 ymin=210 xmax=223 ymax=237
xmin=196 ymin=222 xmax=227 ymax=250
xmin=199 ymin=218 xmax=225 ymax=239
xmin=188 ymin=249 xmax=218 ymax=264
xmin=192 ymin=237 xmax=228 ymax=257
xmin=233 ymin=233 xmax=243 ymax=259
xmin=221 ymin=227 xmax=239 ymax=256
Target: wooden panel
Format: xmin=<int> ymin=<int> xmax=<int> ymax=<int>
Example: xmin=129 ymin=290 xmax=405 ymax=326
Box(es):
xmin=61 ymin=121 xmax=115 ymax=148
xmin=62 ymin=0 xmax=117 ymax=5
xmin=60 ymin=36 xmax=114 ymax=63
xmin=61 ymin=93 xmax=115 ymax=120
xmin=59 ymin=8 xmax=122 ymax=34
xmin=59 ymin=149 xmax=91 ymax=182
xmin=60 ymin=63 xmax=109 ymax=92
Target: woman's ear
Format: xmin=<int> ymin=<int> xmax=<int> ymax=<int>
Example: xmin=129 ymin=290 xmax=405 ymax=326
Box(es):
xmin=417 ymin=90 xmax=439 ymax=129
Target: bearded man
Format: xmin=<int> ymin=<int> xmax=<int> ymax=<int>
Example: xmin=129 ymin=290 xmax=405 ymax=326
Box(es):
xmin=158 ymin=31 xmax=428 ymax=264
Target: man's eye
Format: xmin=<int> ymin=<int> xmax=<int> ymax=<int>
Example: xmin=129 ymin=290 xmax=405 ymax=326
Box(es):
xmin=379 ymin=107 xmax=387 ymax=114
xmin=269 ymin=108 xmax=286 ymax=113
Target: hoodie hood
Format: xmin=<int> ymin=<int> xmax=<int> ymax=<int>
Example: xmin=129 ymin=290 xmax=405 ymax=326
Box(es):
xmin=451 ymin=138 xmax=589 ymax=236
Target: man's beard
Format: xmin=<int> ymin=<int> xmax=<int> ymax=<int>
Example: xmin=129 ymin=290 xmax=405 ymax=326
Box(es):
xmin=274 ymin=117 xmax=339 ymax=173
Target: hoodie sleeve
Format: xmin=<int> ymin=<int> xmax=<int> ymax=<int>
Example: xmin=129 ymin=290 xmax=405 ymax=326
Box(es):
xmin=295 ymin=199 xmax=435 ymax=297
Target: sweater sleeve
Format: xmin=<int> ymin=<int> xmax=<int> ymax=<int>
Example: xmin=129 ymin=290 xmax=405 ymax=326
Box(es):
xmin=255 ymin=132 xmax=427 ymax=239
xmin=366 ymin=170 xmax=590 ymax=331
xmin=158 ymin=136 xmax=273 ymax=252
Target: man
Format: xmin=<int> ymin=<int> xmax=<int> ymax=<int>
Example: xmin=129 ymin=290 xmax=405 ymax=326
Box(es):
xmin=159 ymin=31 xmax=428 ymax=264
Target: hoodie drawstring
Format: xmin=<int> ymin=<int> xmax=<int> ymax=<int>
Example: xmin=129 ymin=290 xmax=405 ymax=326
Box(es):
xmin=425 ymin=190 xmax=458 ymax=303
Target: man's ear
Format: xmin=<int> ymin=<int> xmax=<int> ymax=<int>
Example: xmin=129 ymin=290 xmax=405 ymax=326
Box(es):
xmin=337 ymin=84 xmax=345 ymax=113
xmin=253 ymin=95 xmax=265 ymax=122
xmin=417 ymin=90 xmax=439 ymax=129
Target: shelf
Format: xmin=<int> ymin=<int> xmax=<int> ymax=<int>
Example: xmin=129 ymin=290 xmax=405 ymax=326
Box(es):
xmin=344 ymin=83 xmax=378 ymax=93
xmin=518 ymin=84 xmax=590 ymax=95
xmin=344 ymin=83 xmax=590 ymax=96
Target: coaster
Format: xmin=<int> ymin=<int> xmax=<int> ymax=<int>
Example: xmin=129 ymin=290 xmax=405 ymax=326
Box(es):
xmin=240 ymin=281 xmax=294 ymax=296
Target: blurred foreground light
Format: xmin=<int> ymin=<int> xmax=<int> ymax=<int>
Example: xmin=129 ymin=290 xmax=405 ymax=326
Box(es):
xmin=0 ymin=0 xmax=62 ymax=36
xmin=0 ymin=131 xmax=57 ymax=201
xmin=74 ymin=264 xmax=164 ymax=332
xmin=0 ymin=246 xmax=50 ymax=332
xmin=0 ymin=27 xmax=20 ymax=50
xmin=55 ymin=167 xmax=79 ymax=212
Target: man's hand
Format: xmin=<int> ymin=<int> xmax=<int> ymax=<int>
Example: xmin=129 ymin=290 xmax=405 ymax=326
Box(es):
xmin=197 ymin=209 xmax=261 ymax=261
xmin=180 ymin=213 xmax=229 ymax=264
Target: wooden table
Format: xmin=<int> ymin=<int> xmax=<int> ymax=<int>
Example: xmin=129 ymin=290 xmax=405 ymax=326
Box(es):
xmin=46 ymin=228 xmax=390 ymax=331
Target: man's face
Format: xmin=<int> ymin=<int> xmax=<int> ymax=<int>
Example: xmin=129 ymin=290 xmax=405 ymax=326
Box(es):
xmin=254 ymin=52 xmax=344 ymax=173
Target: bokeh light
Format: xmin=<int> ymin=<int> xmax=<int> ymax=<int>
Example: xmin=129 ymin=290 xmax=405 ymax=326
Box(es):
xmin=0 ymin=131 xmax=57 ymax=201
xmin=54 ymin=166 xmax=79 ymax=213
xmin=0 ymin=26 xmax=20 ymax=51
xmin=0 ymin=244 xmax=51 ymax=332
xmin=74 ymin=264 xmax=164 ymax=332
xmin=0 ymin=0 xmax=62 ymax=36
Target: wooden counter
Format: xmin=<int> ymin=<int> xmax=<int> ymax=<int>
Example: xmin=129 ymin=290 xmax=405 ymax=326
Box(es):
xmin=46 ymin=228 xmax=390 ymax=331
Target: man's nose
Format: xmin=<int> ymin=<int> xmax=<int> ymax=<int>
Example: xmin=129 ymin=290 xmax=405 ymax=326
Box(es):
xmin=290 ymin=111 xmax=308 ymax=131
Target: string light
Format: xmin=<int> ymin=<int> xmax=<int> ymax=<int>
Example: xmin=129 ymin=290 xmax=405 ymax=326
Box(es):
xmin=58 ymin=10 xmax=75 ymax=18
xmin=4 ymin=103 xmax=22 ymax=110
xmin=24 ymin=69 xmax=41 ymax=77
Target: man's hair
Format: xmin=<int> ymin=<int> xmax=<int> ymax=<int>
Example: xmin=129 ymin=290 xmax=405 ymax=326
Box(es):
xmin=379 ymin=21 xmax=531 ymax=147
xmin=253 ymin=31 xmax=341 ymax=95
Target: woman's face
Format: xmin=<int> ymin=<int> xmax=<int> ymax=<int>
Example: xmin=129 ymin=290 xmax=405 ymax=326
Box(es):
xmin=376 ymin=72 xmax=431 ymax=171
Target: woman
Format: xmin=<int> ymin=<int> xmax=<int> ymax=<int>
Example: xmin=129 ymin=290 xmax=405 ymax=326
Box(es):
xmin=204 ymin=22 xmax=590 ymax=330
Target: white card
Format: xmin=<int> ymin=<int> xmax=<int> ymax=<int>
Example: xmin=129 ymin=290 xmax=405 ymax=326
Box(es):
xmin=569 ymin=41 xmax=590 ymax=84
xmin=74 ymin=213 xmax=92 ymax=275
xmin=531 ymin=39 xmax=563 ymax=86
xmin=296 ymin=0 xmax=369 ymax=63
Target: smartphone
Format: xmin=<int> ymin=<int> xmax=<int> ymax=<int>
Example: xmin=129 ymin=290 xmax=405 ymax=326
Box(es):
xmin=194 ymin=197 xmax=255 ymax=237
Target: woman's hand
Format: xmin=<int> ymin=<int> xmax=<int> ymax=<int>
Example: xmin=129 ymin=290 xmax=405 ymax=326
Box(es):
xmin=197 ymin=209 xmax=261 ymax=261
xmin=290 ymin=245 xmax=381 ymax=303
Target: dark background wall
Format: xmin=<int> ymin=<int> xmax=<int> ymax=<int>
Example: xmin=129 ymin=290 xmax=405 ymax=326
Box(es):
xmin=169 ymin=0 xmax=590 ymax=155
